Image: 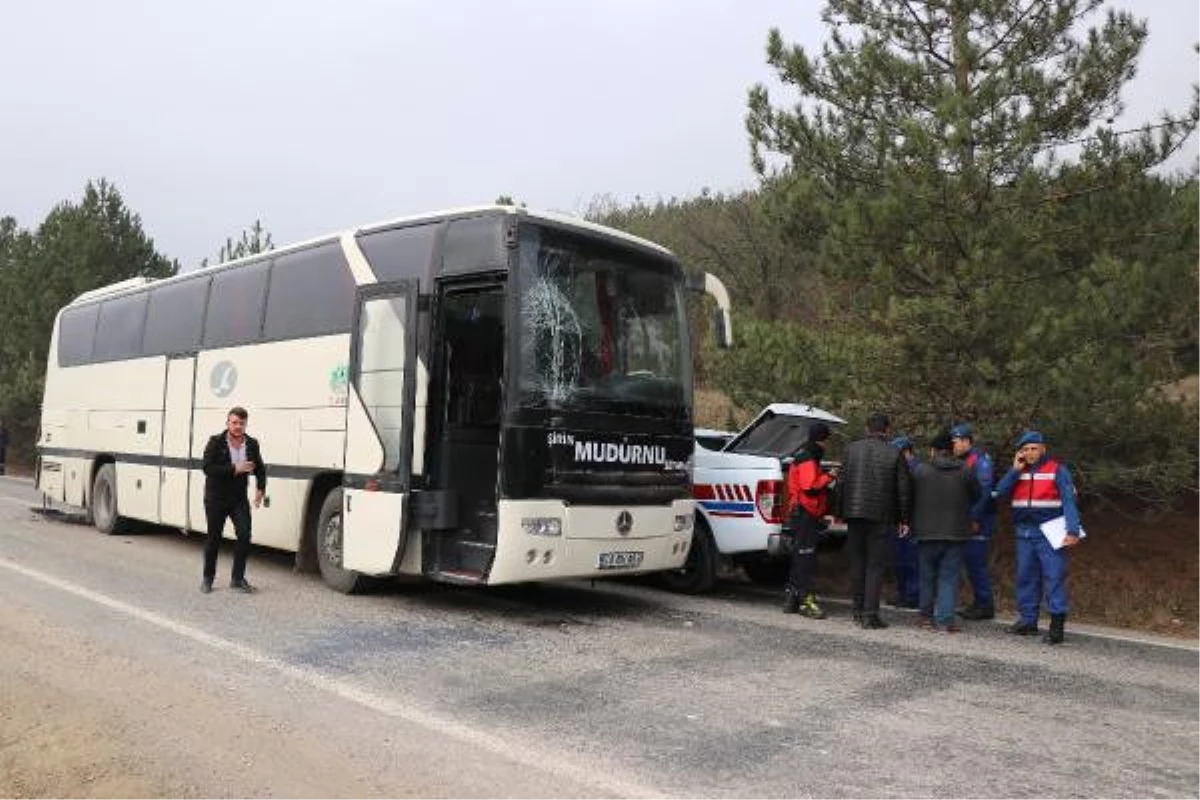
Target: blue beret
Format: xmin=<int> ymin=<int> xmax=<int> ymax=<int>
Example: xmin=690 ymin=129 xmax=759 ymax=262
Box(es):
xmin=950 ymin=423 xmax=972 ymax=439
xmin=1015 ymin=430 xmax=1045 ymax=447
xmin=890 ymin=435 xmax=913 ymax=450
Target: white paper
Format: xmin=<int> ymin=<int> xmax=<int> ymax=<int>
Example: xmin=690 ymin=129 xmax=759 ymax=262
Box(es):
xmin=1040 ymin=515 xmax=1086 ymax=550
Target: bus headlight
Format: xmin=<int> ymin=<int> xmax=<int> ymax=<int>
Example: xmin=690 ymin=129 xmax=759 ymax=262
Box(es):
xmin=674 ymin=514 xmax=692 ymax=532
xmin=521 ymin=517 xmax=562 ymax=537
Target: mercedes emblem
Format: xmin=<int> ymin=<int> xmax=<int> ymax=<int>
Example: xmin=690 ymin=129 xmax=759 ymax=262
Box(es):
xmin=616 ymin=510 xmax=633 ymax=535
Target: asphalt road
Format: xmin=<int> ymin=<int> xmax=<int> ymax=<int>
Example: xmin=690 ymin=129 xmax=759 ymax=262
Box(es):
xmin=1 ymin=474 xmax=1196 ymax=798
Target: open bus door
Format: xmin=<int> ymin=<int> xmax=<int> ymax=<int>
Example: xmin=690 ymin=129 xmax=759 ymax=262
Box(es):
xmin=332 ymin=281 xmax=419 ymax=590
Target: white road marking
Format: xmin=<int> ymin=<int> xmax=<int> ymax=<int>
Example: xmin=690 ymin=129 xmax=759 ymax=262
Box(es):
xmin=0 ymin=557 xmax=667 ymax=799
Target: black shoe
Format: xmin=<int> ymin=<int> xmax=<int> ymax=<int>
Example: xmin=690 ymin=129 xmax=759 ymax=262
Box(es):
xmin=960 ymin=605 xmax=995 ymax=621
xmin=860 ymin=615 xmax=889 ymax=630
xmin=886 ymin=595 xmax=904 ymax=608
xmin=1008 ymin=620 xmax=1039 ymax=635
xmin=783 ymin=596 xmax=800 ymax=614
xmin=1043 ymin=613 xmax=1066 ymax=645
xmin=200 ymin=579 xmax=213 ymax=594
xmin=851 ymin=610 xmax=864 ymax=624
xmin=229 ymin=579 xmax=256 ymax=594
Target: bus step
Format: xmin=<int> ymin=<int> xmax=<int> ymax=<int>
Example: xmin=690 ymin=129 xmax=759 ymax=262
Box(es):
xmin=456 ymin=540 xmax=496 ymax=551
xmin=432 ymin=568 xmax=487 ymax=586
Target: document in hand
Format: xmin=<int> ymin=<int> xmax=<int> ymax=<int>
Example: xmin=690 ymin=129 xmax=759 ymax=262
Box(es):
xmin=1041 ymin=515 xmax=1086 ymax=550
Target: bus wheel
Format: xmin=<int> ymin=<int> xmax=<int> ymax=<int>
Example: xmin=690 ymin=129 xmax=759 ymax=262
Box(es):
xmin=660 ymin=518 xmax=716 ymax=594
xmin=91 ymin=464 xmax=126 ymax=535
xmin=315 ymin=488 xmax=368 ymax=594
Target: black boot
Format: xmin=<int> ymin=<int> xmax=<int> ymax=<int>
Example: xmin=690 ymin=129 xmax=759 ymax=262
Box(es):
xmin=960 ymin=605 xmax=995 ymax=621
xmin=1008 ymin=620 xmax=1039 ymax=635
xmin=783 ymin=589 xmax=801 ymax=614
xmin=1043 ymin=613 xmax=1066 ymax=645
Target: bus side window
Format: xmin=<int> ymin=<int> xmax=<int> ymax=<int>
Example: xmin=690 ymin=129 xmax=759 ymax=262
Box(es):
xmin=204 ymin=261 xmax=270 ymax=349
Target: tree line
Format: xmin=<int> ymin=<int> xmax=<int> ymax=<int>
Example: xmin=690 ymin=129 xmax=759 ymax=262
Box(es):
xmin=0 ymin=180 xmax=270 ymax=466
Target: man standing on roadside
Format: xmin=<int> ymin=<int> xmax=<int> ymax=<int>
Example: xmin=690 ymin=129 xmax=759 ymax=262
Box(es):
xmin=838 ymin=413 xmax=912 ymax=629
xmin=888 ymin=435 xmax=920 ymax=610
xmin=950 ymin=423 xmax=997 ymax=620
xmin=782 ymin=422 xmax=838 ymax=619
xmin=992 ymin=430 xmax=1082 ymax=644
xmin=910 ymin=433 xmax=979 ymax=633
xmin=201 ymin=406 xmax=266 ymax=594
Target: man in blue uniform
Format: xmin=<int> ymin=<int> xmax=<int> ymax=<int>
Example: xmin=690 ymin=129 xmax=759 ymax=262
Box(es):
xmin=887 ymin=435 xmax=919 ymax=609
xmin=992 ymin=430 xmax=1083 ymax=644
xmin=950 ymin=423 xmax=996 ymax=620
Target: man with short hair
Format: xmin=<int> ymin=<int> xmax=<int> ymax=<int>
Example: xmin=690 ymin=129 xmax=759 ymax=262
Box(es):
xmin=910 ymin=433 xmax=979 ymax=633
xmin=837 ymin=413 xmax=912 ymax=629
xmin=201 ymin=406 xmax=266 ymax=594
xmin=992 ymin=430 xmax=1082 ymax=644
xmin=950 ymin=423 xmax=997 ymax=620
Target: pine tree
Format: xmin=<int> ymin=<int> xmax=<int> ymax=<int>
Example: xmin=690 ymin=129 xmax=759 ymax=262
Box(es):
xmin=746 ymin=0 xmax=1198 ymax=497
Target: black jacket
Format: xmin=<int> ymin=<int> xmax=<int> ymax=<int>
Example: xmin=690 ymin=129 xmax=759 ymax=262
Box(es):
xmin=910 ymin=455 xmax=980 ymax=542
xmin=202 ymin=432 xmax=266 ymax=506
xmin=838 ymin=433 xmax=912 ymax=524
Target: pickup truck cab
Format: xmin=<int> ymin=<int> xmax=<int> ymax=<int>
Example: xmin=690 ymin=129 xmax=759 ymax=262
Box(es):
xmin=661 ymin=403 xmax=846 ymax=593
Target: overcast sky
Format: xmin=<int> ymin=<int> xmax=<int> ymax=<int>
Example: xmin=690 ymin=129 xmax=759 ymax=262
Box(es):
xmin=2 ymin=0 xmax=1196 ymax=270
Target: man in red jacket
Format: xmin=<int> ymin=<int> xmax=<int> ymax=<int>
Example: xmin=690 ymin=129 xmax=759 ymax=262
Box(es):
xmin=782 ymin=422 xmax=838 ymax=618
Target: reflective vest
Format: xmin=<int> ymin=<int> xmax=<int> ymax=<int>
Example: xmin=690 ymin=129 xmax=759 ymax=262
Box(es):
xmin=1012 ymin=459 xmax=1062 ymax=510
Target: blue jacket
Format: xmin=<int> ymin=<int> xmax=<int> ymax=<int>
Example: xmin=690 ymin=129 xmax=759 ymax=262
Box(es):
xmin=993 ymin=455 xmax=1081 ymax=536
xmin=963 ymin=447 xmax=995 ymax=525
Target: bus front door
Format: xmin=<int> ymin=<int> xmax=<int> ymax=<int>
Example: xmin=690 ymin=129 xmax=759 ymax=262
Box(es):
xmin=159 ymin=354 xmax=196 ymax=529
xmin=340 ymin=282 xmax=418 ymax=576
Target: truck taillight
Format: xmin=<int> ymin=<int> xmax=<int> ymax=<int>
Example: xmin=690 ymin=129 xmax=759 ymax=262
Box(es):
xmin=756 ymin=479 xmax=784 ymax=523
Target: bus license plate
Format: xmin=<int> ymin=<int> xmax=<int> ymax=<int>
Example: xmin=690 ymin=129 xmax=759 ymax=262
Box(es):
xmin=597 ymin=550 xmax=644 ymax=570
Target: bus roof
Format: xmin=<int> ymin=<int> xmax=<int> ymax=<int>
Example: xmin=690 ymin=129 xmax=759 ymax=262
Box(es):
xmin=65 ymin=205 xmax=676 ymax=307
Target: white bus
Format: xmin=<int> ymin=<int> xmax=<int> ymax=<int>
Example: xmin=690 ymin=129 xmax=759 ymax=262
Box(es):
xmin=36 ymin=206 xmax=732 ymax=593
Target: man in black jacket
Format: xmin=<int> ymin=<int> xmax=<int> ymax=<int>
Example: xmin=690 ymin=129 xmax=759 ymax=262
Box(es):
xmin=838 ymin=413 xmax=912 ymax=628
xmin=909 ymin=433 xmax=980 ymax=633
xmin=201 ymin=406 xmax=266 ymax=594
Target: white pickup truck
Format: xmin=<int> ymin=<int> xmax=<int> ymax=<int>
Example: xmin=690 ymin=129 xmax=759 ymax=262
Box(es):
xmin=661 ymin=403 xmax=847 ymax=594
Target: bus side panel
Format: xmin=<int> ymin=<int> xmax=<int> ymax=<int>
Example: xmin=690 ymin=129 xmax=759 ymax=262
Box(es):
xmin=190 ymin=337 xmax=350 ymax=553
xmin=62 ymin=456 xmax=88 ymax=507
xmin=116 ymin=462 xmax=160 ymax=522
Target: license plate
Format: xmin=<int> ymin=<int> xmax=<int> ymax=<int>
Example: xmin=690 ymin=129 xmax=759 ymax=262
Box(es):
xmin=597 ymin=550 xmax=644 ymax=570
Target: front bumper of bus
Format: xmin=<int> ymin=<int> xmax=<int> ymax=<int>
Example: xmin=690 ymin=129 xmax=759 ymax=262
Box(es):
xmin=487 ymin=498 xmax=695 ymax=585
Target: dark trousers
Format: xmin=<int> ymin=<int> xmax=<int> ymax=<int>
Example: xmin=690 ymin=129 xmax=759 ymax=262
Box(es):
xmin=785 ymin=510 xmax=819 ymax=597
xmin=203 ymin=500 xmax=252 ymax=583
xmin=892 ymin=529 xmax=919 ymax=604
xmin=918 ymin=540 xmax=965 ymax=625
xmin=846 ymin=520 xmax=892 ymax=615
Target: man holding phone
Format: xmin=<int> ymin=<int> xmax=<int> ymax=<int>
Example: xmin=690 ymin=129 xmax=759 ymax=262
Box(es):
xmin=201 ymin=406 xmax=267 ymax=594
xmin=992 ymin=430 xmax=1082 ymax=644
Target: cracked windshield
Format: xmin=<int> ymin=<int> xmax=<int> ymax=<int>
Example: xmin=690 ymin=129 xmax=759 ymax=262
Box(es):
xmin=516 ymin=226 xmax=691 ymax=416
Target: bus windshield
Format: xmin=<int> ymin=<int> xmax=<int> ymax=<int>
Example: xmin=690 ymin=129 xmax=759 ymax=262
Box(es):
xmin=515 ymin=224 xmax=692 ymax=417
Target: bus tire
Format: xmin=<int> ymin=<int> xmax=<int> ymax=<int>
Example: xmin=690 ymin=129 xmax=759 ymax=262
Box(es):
xmin=91 ymin=463 xmax=126 ymax=535
xmin=660 ymin=518 xmax=717 ymax=594
xmin=315 ymin=488 xmax=369 ymax=594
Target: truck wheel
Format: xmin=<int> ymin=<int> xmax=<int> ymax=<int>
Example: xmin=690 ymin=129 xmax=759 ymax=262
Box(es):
xmin=315 ymin=488 xmax=369 ymax=594
xmin=741 ymin=557 xmax=789 ymax=586
xmin=660 ymin=519 xmax=717 ymax=594
xmin=91 ymin=464 xmax=126 ymax=535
